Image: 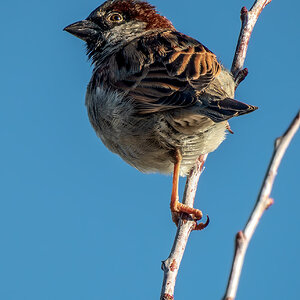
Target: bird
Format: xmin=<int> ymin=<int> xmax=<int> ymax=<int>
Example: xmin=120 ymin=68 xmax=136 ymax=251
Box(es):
xmin=64 ymin=0 xmax=257 ymax=229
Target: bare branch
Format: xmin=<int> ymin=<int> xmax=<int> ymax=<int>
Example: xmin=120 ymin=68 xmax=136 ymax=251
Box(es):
xmin=231 ymin=0 xmax=272 ymax=83
xmin=223 ymin=111 xmax=300 ymax=300
xmin=160 ymin=0 xmax=273 ymax=298
xmin=160 ymin=155 xmax=207 ymax=300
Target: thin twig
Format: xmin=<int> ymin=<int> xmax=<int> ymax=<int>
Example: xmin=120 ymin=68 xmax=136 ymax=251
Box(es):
xmin=160 ymin=154 xmax=207 ymax=300
xmin=223 ymin=111 xmax=300 ymax=300
xmin=231 ymin=0 xmax=272 ymax=84
xmin=160 ymin=0 xmax=272 ymax=298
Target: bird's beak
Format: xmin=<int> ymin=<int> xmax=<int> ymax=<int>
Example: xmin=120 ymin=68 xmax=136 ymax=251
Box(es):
xmin=64 ymin=20 xmax=101 ymax=42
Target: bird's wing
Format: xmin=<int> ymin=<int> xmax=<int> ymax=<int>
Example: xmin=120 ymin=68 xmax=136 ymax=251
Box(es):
xmin=109 ymin=31 xmax=256 ymax=119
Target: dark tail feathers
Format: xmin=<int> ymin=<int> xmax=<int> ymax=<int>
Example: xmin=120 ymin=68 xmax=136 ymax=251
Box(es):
xmin=201 ymin=98 xmax=258 ymax=122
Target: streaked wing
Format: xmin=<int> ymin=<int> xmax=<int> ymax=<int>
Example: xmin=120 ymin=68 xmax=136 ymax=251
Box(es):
xmin=110 ymin=31 xmax=221 ymax=114
xmin=163 ymin=42 xmax=220 ymax=91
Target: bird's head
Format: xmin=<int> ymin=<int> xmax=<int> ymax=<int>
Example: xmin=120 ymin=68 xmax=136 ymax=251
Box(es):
xmin=64 ymin=0 xmax=174 ymax=62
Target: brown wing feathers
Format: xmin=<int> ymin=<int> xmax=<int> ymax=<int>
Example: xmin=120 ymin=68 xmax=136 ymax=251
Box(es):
xmin=108 ymin=31 xmax=256 ymax=119
xmin=164 ymin=45 xmax=220 ymax=83
xmin=110 ymin=31 xmax=221 ymax=112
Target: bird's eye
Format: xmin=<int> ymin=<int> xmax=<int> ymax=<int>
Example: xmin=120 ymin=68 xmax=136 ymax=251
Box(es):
xmin=107 ymin=12 xmax=123 ymax=23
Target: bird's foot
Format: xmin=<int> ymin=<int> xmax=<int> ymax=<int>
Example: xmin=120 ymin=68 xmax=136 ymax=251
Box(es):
xmin=194 ymin=215 xmax=210 ymax=231
xmin=170 ymin=149 xmax=209 ymax=231
xmin=171 ymin=202 xmax=209 ymax=231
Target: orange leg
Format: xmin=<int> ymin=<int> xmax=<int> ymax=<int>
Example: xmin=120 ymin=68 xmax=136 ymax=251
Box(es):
xmin=170 ymin=150 xmax=204 ymax=226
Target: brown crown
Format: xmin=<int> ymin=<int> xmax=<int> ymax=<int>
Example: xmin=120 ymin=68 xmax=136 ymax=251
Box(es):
xmin=108 ymin=0 xmax=175 ymax=30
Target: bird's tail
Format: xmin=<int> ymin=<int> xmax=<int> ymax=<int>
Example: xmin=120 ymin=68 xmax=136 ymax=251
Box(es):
xmin=200 ymin=98 xmax=258 ymax=122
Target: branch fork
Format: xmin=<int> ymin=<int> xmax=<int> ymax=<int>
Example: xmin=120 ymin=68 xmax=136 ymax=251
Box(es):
xmin=160 ymin=0 xmax=298 ymax=299
xmin=159 ymin=2 xmax=300 ymax=300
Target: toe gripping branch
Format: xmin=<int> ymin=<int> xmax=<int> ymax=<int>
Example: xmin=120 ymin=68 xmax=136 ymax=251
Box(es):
xmin=170 ymin=150 xmax=210 ymax=231
xmin=194 ymin=215 xmax=210 ymax=231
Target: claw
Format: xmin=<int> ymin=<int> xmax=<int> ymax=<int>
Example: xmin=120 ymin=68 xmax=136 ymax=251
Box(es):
xmin=194 ymin=215 xmax=210 ymax=231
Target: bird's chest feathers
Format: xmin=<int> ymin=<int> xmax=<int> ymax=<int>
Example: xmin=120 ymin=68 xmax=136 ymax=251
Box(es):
xmin=85 ymin=83 xmax=120 ymax=145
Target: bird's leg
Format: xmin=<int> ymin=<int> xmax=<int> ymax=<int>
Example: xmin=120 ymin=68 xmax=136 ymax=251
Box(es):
xmin=170 ymin=150 xmax=203 ymax=226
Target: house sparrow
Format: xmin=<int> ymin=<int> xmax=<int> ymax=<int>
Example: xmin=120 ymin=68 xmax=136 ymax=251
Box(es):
xmin=64 ymin=0 xmax=257 ymax=228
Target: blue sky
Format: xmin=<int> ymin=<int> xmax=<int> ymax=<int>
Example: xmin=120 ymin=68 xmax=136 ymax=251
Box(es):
xmin=0 ymin=0 xmax=299 ymax=299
